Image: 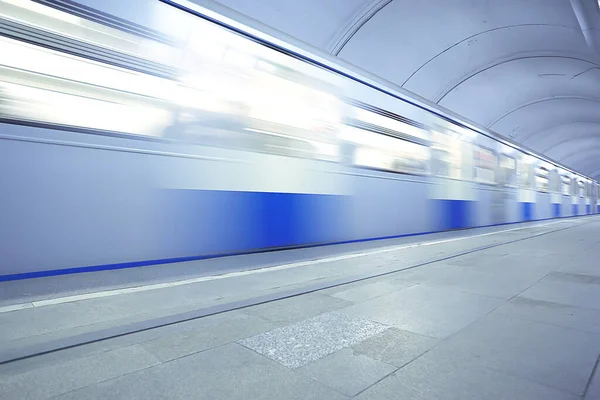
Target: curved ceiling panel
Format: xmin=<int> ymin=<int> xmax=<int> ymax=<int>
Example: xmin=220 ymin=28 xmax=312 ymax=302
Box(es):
xmin=403 ymin=25 xmax=594 ymax=101
xmin=489 ymin=98 xmax=600 ymax=143
xmin=589 ymin=168 xmax=600 ymax=179
xmin=438 ymin=56 xmax=600 ymax=126
xmin=530 ymin=121 xmax=600 ymax=153
xmin=337 ymin=0 xmax=581 ymax=89
xmin=548 ymin=140 xmax=600 ymax=162
xmin=563 ymin=152 xmax=600 ymax=178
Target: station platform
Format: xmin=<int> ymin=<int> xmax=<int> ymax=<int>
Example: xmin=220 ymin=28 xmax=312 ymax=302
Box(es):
xmin=1 ymin=216 xmax=600 ymax=399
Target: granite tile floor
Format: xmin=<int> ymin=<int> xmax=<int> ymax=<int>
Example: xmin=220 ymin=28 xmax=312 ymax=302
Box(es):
xmin=1 ymin=216 xmax=600 ymax=399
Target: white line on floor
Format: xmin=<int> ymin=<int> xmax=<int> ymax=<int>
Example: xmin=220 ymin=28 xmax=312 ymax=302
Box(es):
xmin=0 ymin=219 xmax=571 ymax=314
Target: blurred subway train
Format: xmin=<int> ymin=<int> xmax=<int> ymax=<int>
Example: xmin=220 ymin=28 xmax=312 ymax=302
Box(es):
xmin=0 ymin=0 xmax=598 ymax=279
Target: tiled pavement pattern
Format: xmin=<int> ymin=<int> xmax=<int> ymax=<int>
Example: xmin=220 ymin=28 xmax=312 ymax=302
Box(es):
xmin=1 ymin=217 xmax=600 ymax=399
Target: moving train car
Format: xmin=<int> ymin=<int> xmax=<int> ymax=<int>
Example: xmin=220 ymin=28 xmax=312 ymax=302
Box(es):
xmin=0 ymin=0 xmax=598 ymax=279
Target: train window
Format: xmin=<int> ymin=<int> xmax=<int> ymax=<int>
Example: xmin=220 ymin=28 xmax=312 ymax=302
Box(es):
xmin=585 ymin=181 xmax=591 ymax=197
xmin=548 ymin=169 xmax=559 ymax=192
xmin=350 ymin=107 xmax=429 ymax=141
xmin=340 ymin=105 xmax=431 ymax=174
xmin=473 ymin=145 xmax=497 ymax=184
xmin=340 ymin=126 xmax=430 ymax=174
xmin=242 ymin=73 xmax=341 ymax=161
xmin=578 ymin=180 xmax=585 ymax=197
xmin=535 ymin=167 xmax=549 ymax=192
xmin=561 ymin=176 xmax=570 ymax=195
xmin=175 ymin=22 xmax=345 ymax=161
xmin=431 ymin=130 xmax=463 ymax=180
xmin=498 ymin=154 xmax=517 ymax=186
xmin=0 ymin=0 xmax=346 ymax=162
xmin=518 ymin=157 xmax=534 ymax=189
xmin=0 ymin=0 xmax=178 ymax=69
xmin=0 ymin=36 xmax=174 ymax=136
xmin=584 ymin=182 xmax=588 ymax=197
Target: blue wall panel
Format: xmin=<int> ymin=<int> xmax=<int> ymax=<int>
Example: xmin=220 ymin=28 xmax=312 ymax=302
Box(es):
xmin=572 ymin=204 xmax=579 ymax=216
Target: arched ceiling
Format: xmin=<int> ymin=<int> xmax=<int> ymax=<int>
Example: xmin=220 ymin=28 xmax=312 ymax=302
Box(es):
xmin=203 ymin=0 xmax=600 ymax=179
xmin=72 ymin=0 xmax=600 ymax=178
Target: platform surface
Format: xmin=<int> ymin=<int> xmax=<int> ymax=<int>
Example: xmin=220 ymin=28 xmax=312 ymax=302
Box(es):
xmin=1 ymin=216 xmax=600 ymax=399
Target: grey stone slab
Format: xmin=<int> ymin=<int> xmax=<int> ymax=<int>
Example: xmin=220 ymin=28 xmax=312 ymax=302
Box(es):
xmin=557 ymin=260 xmax=600 ymax=277
xmin=0 ymin=345 xmax=160 ymax=400
xmin=0 ymin=295 xmax=239 ymax=359
xmin=519 ymin=279 xmax=600 ymax=310
xmin=352 ymin=327 xmax=438 ymax=367
xmin=0 ymin=334 xmax=140 ymax=380
xmin=325 ymin=280 xmax=407 ymax=303
xmin=342 ymin=284 xmax=504 ymax=338
xmin=398 ymin=263 xmax=538 ymax=299
xmin=496 ymin=296 xmax=600 ymax=334
xmin=53 ymin=343 xmax=349 ymax=400
xmin=446 ymin=253 xmax=509 ymax=267
xmin=238 ymin=312 xmax=389 ymax=368
xmin=318 ymin=256 xmax=391 ymax=273
xmin=436 ymin=313 xmax=600 ymax=395
xmin=0 ymin=283 xmax=237 ymax=345
xmin=586 ymin=364 xmax=600 ymax=400
xmin=141 ymin=310 xmax=277 ymax=362
xmin=547 ymin=272 xmax=600 ymax=285
xmin=297 ymin=348 xmax=396 ymax=397
xmin=356 ymin=341 xmax=579 ymax=400
xmin=0 ymin=311 xmax=271 ymax=379
xmin=0 ymin=301 xmax=131 ymax=342
xmin=243 ymin=292 xmax=352 ymax=325
xmin=448 ymin=253 xmax=559 ymax=278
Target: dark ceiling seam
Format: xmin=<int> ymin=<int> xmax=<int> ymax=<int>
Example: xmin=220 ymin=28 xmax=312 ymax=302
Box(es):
xmin=436 ymin=55 xmax=600 ymax=104
xmin=571 ymin=66 xmax=600 ymax=79
xmin=549 ymin=140 xmax=600 ymax=160
xmin=559 ymin=148 xmax=600 ymax=165
xmin=532 ymin=121 xmax=600 ymax=151
xmin=488 ymin=96 xmax=600 ymax=133
xmin=402 ymin=23 xmax=578 ymax=88
xmin=588 ymin=167 xmax=600 ymax=178
xmin=330 ymin=0 xmax=393 ymax=56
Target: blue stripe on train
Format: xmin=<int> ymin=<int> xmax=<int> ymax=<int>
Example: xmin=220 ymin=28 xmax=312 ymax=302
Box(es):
xmin=552 ymin=203 xmax=560 ymax=218
xmin=165 ymin=189 xmax=346 ymax=253
xmin=435 ymin=199 xmax=474 ymax=230
xmin=520 ymin=202 xmax=534 ymax=221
